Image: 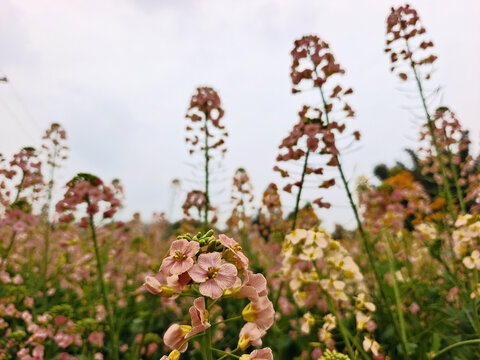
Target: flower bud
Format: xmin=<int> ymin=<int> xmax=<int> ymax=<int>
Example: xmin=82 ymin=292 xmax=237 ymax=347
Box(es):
xmin=144 ymin=276 xmax=174 ymax=297
xmin=237 ymin=335 xmax=251 ymax=351
xmin=168 ymin=350 xmax=181 ymax=360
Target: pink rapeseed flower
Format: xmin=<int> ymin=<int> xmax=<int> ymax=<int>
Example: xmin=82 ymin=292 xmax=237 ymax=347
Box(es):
xmin=187 ymin=297 xmax=211 ymax=337
xmin=160 ymin=239 xmax=200 ymax=275
xmin=240 ymin=348 xmax=274 ymax=360
xmin=163 ymin=323 xmax=192 ymax=353
xmin=238 ymin=323 xmax=266 ymax=350
xmin=188 ymin=252 xmax=237 ymax=299
xmin=219 ymin=234 xmax=249 ymax=271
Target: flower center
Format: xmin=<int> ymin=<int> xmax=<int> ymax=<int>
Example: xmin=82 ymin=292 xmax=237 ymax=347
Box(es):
xmin=233 ymin=243 xmax=242 ymax=252
xmin=172 ymin=250 xmax=187 ymax=262
xmin=206 ymin=266 xmax=219 ymax=279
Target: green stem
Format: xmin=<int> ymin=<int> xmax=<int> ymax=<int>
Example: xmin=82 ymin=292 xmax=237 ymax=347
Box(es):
xmin=312 ymin=263 xmax=361 ymax=359
xmin=385 ymin=232 xmax=410 ymax=359
xmin=88 ymin=210 xmax=118 ymax=360
xmin=325 ymin=296 xmax=356 ymax=359
xmin=14 ymin=172 xmax=25 ymax=202
xmin=42 ymin=143 xmax=58 ymax=310
xmin=431 ymin=339 xmax=480 ymax=358
xmin=316 ymin=81 xmax=393 ymax=315
xmin=211 ymin=348 xmax=240 ymax=359
xmin=136 ymin=297 xmax=158 ymax=358
xmin=177 ymin=332 xmax=204 ymax=353
xmin=3 ymin=231 xmax=17 ymax=261
xmin=314 ymin=79 xmax=406 ymax=353
xmin=471 ymin=268 xmax=480 ymax=335
xmin=404 ymin=39 xmax=456 ymax=220
xmin=292 ymin=149 xmax=310 ymax=230
xmin=273 ymin=280 xmax=284 ymax=310
xmin=445 ymin=137 xmax=466 ymax=213
xmin=213 ymin=315 xmax=242 ymax=326
xmin=204 ymin=113 xmax=210 ymax=232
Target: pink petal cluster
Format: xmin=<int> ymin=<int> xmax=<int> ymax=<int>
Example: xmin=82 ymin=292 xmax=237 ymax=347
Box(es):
xmin=56 ymin=174 xmax=122 ymax=226
xmin=189 ymin=252 xmax=238 ymax=299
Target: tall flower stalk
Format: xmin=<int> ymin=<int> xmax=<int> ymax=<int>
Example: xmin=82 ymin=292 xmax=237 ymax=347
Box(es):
xmin=274 ymin=105 xmax=335 ymax=230
xmin=227 ymin=168 xmax=255 ymax=254
xmin=385 ymin=4 xmax=464 ymax=219
xmin=0 ymin=147 xmax=42 ymax=261
xmin=185 ymin=87 xmax=227 ymax=231
xmin=40 ymin=123 xmax=68 ymax=309
xmin=288 ymin=34 xmax=409 ymax=357
xmin=56 ymin=173 xmax=122 ymax=360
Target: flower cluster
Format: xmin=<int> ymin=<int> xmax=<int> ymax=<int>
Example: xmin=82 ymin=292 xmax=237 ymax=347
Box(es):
xmin=385 ymin=4 xmax=437 ymax=82
xmin=185 ymin=86 xmax=227 ymax=156
xmin=55 ymin=173 xmax=122 ymax=227
xmin=5 ymin=147 xmax=44 ymax=207
xmin=227 ymin=168 xmax=255 ymax=233
xmin=282 ymin=228 xmax=380 ymax=356
xmin=181 ymin=190 xmax=217 ymax=224
xmin=144 ymin=231 xmax=274 ymax=359
xmin=0 ymin=301 xmax=108 ymax=360
xmin=418 ymin=107 xmax=471 ymax=187
xmin=274 ymin=106 xmax=335 ymax=209
xmin=291 ymin=35 xmax=345 ymax=93
xmin=257 ymin=183 xmax=285 ymax=241
xmin=358 ymin=171 xmax=431 ymax=234
xmin=41 ymin=123 xmax=69 ymax=170
xmin=276 ymin=35 xmax=360 ymax=213
xmin=453 ymin=215 xmax=480 ymax=268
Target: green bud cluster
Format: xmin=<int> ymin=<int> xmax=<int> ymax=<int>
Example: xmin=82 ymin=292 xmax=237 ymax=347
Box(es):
xmin=74 ymin=317 xmax=101 ymax=333
xmin=49 ymin=304 xmax=74 ymax=319
xmin=143 ymin=332 xmax=162 ymax=344
xmin=320 ymin=350 xmax=351 ymax=360
xmin=7 ymin=330 xmax=27 ymax=341
xmin=3 ymin=284 xmax=28 ymax=299
xmin=177 ymin=229 xmax=224 ymax=251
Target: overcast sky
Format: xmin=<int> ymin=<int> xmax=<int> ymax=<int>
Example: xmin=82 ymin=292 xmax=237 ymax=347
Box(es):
xmin=0 ymin=0 xmax=479 ymax=230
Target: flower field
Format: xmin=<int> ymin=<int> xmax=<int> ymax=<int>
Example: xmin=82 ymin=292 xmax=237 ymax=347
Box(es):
xmin=1 ymin=3 xmax=480 ymax=360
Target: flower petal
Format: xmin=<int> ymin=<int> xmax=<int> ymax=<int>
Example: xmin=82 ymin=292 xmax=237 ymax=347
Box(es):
xmin=170 ymin=257 xmax=194 ymax=275
xmin=184 ymin=241 xmax=200 ymax=257
xmin=199 ymin=279 xmax=223 ymax=299
xmin=215 ymin=263 xmax=238 ymax=289
xmin=197 ymin=252 xmax=221 ymax=270
xmin=170 ymin=239 xmax=189 ymax=252
xmin=188 ymin=264 xmax=207 ymax=283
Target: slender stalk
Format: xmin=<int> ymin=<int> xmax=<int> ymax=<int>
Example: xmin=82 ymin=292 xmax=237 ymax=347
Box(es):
xmin=204 ymin=113 xmax=210 ymax=231
xmin=431 ymin=339 xmax=480 ymax=358
xmin=14 ymin=171 xmax=25 ymax=202
xmin=313 ymin=263 xmax=369 ymax=359
xmin=213 ymin=315 xmax=242 ymax=326
xmin=87 ymin=207 xmax=119 ymax=360
xmin=385 ymin=232 xmax=410 ymax=359
xmin=3 ymin=231 xmax=17 ymax=261
xmin=325 ymin=296 xmax=356 ymax=359
xmin=316 ymin=83 xmax=385 ymax=295
xmin=217 ymin=347 xmax=240 ymax=360
xmin=136 ymin=297 xmax=158 ymax=358
xmin=42 ymin=143 xmax=58 ymax=310
xmin=292 ymin=149 xmax=310 ymax=230
xmin=315 ymin=80 xmax=403 ymax=346
xmin=471 ymin=268 xmax=480 ymax=335
xmin=444 ymin=137 xmax=466 ymax=213
xmin=211 ymin=348 xmax=240 ymax=359
xmin=404 ymin=39 xmax=456 ymax=220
